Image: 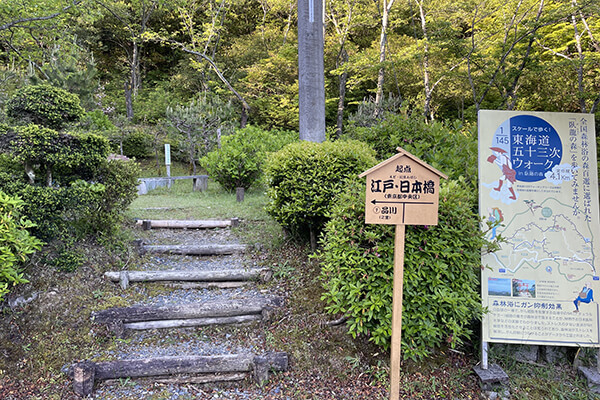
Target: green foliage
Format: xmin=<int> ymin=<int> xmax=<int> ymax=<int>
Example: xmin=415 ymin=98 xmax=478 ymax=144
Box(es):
xmin=13 ymin=158 xmax=139 ymax=241
xmin=345 ymin=112 xmax=478 ymax=186
xmin=6 ymin=84 xmax=84 ymax=130
xmin=240 ymin=44 xmax=300 ymax=129
xmin=265 ymin=140 xmax=377 ymax=239
xmin=11 ymin=124 xmax=110 ymax=184
xmin=0 ymin=123 xmax=138 ymax=243
xmin=28 ymin=44 xmax=99 ymax=110
xmin=79 ymin=110 xmax=117 ymax=134
xmin=0 ymin=191 xmax=44 ymax=302
xmin=122 ymin=129 xmax=153 ymax=159
xmin=318 ymin=178 xmax=490 ymax=360
xmin=200 ymin=126 xmax=297 ymax=191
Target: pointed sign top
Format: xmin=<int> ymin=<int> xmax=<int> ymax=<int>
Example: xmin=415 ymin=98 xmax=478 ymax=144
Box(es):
xmin=359 ymin=147 xmax=448 ymax=179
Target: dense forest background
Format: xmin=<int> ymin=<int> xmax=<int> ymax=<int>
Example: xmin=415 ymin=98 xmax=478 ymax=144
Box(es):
xmin=1 ymin=0 xmax=599 ymax=141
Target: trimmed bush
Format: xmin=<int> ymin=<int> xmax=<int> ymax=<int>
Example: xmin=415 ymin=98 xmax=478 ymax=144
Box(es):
xmin=6 ymin=84 xmax=84 ymax=130
xmin=318 ymin=177 xmax=490 ymax=360
xmin=0 ymin=191 xmax=44 ymax=302
xmin=11 ymin=124 xmax=110 ymax=185
xmin=265 ymin=140 xmax=377 ymax=241
xmin=200 ymin=126 xmax=297 ymax=191
xmin=122 ymin=129 xmax=153 ymax=159
xmin=0 ymin=126 xmax=138 ymax=242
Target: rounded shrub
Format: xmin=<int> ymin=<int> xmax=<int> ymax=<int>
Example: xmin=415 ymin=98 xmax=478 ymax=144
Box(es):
xmin=265 ymin=140 xmax=377 ymax=240
xmin=6 ymin=84 xmax=84 ymax=130
xmin=200 ymin=126 xmax=297 ymax=191
xmin=318 ymin=177 xmax=489 ymax=360
xmin=122 ymin=129 xmax=153 ymax=159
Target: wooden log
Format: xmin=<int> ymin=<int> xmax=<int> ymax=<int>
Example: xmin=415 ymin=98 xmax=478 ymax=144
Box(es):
xmin=104 ymin=268 xmax=270 ymax=283
xmin=69 ymin=352 xmax=288 ymax=391
xmin=94 ymin=354 xmax=255 ymax=380
xmin=135 ymin=219 xmax=239 ymax=229
xmin=92 ymin=298 xmax=280 ymax=324
xmin=142 ymin=244 xmax=247 ymax=255
xmin=73 ymin=361 xmax=95 ymax=396
xmin=119 ymin=271 xmax=130 ymax=290
xmin=134 ymin=372 xmax=248 ymax=385
xmin=165 ymin=281 xmax=249 ymax=289
xmin=193 ymin=175 xmax=208 ymax=192
xmin=123 ymin=314 xmax=261 ymax=330
xmin=236 ymin=187 xmax=245 ymax=202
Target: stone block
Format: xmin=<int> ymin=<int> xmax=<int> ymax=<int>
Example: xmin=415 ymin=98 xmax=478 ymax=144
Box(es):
xmin=473 ymin=363 xmax=509 ymax=391
xmin=578 ymin=366 xmax=600 ymax=394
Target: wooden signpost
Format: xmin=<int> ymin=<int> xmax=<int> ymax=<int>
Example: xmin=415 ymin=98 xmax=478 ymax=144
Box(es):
xmin=359 ymin=147 xmax=447 ymax=400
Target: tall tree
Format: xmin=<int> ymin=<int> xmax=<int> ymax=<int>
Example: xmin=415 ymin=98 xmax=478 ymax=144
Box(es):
xmin=92 ymin=0 xmax=163 ymax=120
xmin=374 ymin=0 xmax=395 ymax=116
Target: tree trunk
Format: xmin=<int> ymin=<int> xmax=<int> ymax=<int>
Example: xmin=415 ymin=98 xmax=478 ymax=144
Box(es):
xmin=336 ymin=49 xmax=348 ymax=139
xmin=124 ymin=81 xmax=134 ymax=121
xmin=571 ymin=1 xmax=586 ymax=113
xmin=374 ymin=0 xmax=395 ymax=117
xmin=415 ymin=0 xmax=432 ymax=120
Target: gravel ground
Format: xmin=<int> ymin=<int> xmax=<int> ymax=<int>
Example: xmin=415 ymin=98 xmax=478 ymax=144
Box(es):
xmin=141 ymin=228 xmax=242 ymax=246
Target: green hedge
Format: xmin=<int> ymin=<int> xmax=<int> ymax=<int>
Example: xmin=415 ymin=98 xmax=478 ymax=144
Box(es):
xmin=265 ymin=140 xmax=377 ymax=240
xmin=346 ymin=113 xmax=477 ymax=186
xmin=6 ymin=84 xmax=84 ymax=130
xmin=318 ymin=177 xmax=489 ymax=360
xmin=200 ymin=126 xmax=297 ymax=191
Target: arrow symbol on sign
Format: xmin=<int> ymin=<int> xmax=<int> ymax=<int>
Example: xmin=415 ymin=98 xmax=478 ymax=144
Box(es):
xmin=371 ymin=199 xmax=434 ymax=205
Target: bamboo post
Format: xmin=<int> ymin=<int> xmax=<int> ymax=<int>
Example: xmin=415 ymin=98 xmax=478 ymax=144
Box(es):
xmin=390 ymin=224 xmax=405 ymax=400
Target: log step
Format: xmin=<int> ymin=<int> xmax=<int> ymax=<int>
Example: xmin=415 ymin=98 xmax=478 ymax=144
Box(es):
xmin=136 ymin=218 xmax=240 ymax=230
xmin=139 ymin=244 xmax=248 ymax=256
xmin=92 ymin=298 xmax=282 ymax=333
xmin=71 ymin=352 xmax=289 ymax=396
xmin=104 ymin=268 xmax=272 ymax=290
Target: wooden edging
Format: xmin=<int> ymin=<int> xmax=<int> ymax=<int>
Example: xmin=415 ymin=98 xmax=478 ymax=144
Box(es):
xmin=136 ymin=218 xmax=240 ymax=230
xmin=91 ymin=298 xmax=282 ymax=335
xmin=71 ymin=352 xmax=289 ymax=396
xmin=104 ymin=268 xmax=272 ymax=290
xmin=137 ymin=244 xmax=248 ymax=256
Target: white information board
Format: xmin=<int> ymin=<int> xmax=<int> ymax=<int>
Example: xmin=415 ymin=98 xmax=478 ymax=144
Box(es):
xmin=479 ymin=110 xmax=600 ymax=346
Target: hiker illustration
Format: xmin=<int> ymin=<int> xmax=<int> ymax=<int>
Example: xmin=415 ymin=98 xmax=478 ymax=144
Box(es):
xmin=574 ymin=282 xmax=594 ymax=312
xmin=487 ymin=147 xmax=517 ymax=200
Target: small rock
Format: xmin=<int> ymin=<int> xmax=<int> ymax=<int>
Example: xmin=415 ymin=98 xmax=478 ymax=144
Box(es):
xmin=8 ymin=292 xmax=38 ymax=310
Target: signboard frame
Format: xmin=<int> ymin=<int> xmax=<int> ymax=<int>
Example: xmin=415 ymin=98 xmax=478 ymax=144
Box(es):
xmin=478 ymin=110 xmax=600 ymax=368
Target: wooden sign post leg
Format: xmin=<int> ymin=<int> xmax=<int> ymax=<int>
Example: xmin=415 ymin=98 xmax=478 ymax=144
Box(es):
xmin=389 ymin=224 xmax=406 ymax=400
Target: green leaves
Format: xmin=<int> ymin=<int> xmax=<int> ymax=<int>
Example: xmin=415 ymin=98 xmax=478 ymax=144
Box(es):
xmin=0 ymin=190 xmax=44 ymax=303
xmin=200 ymin=125 xmax=296 ymax=191
xmin=6 ymin=84 xmax=84 ymax=130
xmin=265 ymin=139 xmax=377 ymax=240
xmin=318 ymin=177 xmax=487 ymax=360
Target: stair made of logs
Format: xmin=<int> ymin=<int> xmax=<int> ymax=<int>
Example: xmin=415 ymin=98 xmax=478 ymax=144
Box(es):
xmin=71 ymin=218 xmax=288 ymax=396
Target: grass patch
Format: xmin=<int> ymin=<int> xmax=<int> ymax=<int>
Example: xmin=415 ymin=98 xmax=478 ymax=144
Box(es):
xmin=127 ymin=180 xmax=283 ymax=249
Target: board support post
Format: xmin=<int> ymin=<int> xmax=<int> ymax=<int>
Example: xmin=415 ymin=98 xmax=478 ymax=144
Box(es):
xmin=389 ymin=224 xmax=406 ymax=400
